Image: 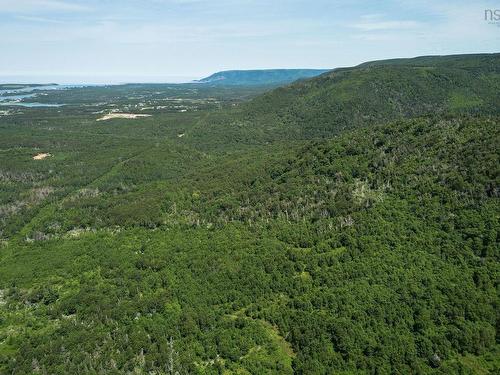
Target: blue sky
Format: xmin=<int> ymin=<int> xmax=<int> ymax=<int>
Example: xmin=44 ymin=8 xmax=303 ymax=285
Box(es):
xmin=0 ymin=0 xmax=499 ymax=83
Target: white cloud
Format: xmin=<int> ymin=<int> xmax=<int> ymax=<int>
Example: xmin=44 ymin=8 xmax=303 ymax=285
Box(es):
xmin=359 ymin=13 xmax=386 ymax=20
xmin=16 ymin=15 xmax=66 ymax=24
xmin=352 ymin=20 xmax=422 ymax=31
xmin=0 ymin=0 xmax=89 ymax=13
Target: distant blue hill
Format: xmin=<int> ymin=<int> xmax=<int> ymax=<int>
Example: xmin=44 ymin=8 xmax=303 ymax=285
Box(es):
xmin=195 ymin=69 xmax=330 ymax=86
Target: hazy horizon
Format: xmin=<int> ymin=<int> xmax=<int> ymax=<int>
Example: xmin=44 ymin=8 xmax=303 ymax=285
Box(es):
xmin=2 ymin=51 xmax=500 ymax=85
xmin=1 ymin=0 xmax=499 ymax=83
xmin=0 ymin=74 xmax=200 ymax=85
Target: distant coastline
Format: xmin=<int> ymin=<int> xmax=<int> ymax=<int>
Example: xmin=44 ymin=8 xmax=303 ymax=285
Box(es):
xmin=0 ymin=75 xmax=198 ymax=85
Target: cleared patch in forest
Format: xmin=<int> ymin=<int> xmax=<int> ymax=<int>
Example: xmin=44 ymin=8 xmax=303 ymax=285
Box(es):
xmin=32 ymin=153 xmax=52 ymax=160
xmin=96 ymin=113 xmax=152 ymax=121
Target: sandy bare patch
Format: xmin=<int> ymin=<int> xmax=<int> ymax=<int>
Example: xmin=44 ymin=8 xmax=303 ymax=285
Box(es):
xmin=64 ymin=227 xmax=93 ymax=238
xmin=33 ymin=153 xmax=52 ymax=160
xmin=97 ymin=113 xmax=152 ymax=121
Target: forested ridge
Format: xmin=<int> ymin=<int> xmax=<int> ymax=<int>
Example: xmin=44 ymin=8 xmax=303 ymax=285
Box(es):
xmin=196 ymin=69 xmax=329 ymax=86
xmin=187 ymin=53 xmax=500 ymax=146
xmin=0 ymin=53 xmax=498 ymax=374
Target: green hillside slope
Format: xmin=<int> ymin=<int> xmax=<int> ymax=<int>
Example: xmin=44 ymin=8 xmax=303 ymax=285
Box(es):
xmin=0 ymin=54 xmax=499 ymax=374
xmin=189 ymin=53 xmax=500 ymax=145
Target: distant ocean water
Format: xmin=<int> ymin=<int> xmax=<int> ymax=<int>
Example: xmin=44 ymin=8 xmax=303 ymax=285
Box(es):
xmin=0 ymin=84 xmax=75 ymax=107
xmin=0 ymin=76 xmax=202 ymax=107
xmin=0 ymin=75 xmax=199 ymax=85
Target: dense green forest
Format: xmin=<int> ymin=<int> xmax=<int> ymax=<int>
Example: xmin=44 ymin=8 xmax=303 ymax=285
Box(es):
xmin=0 ymin=53 xmax=499 ymax=374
